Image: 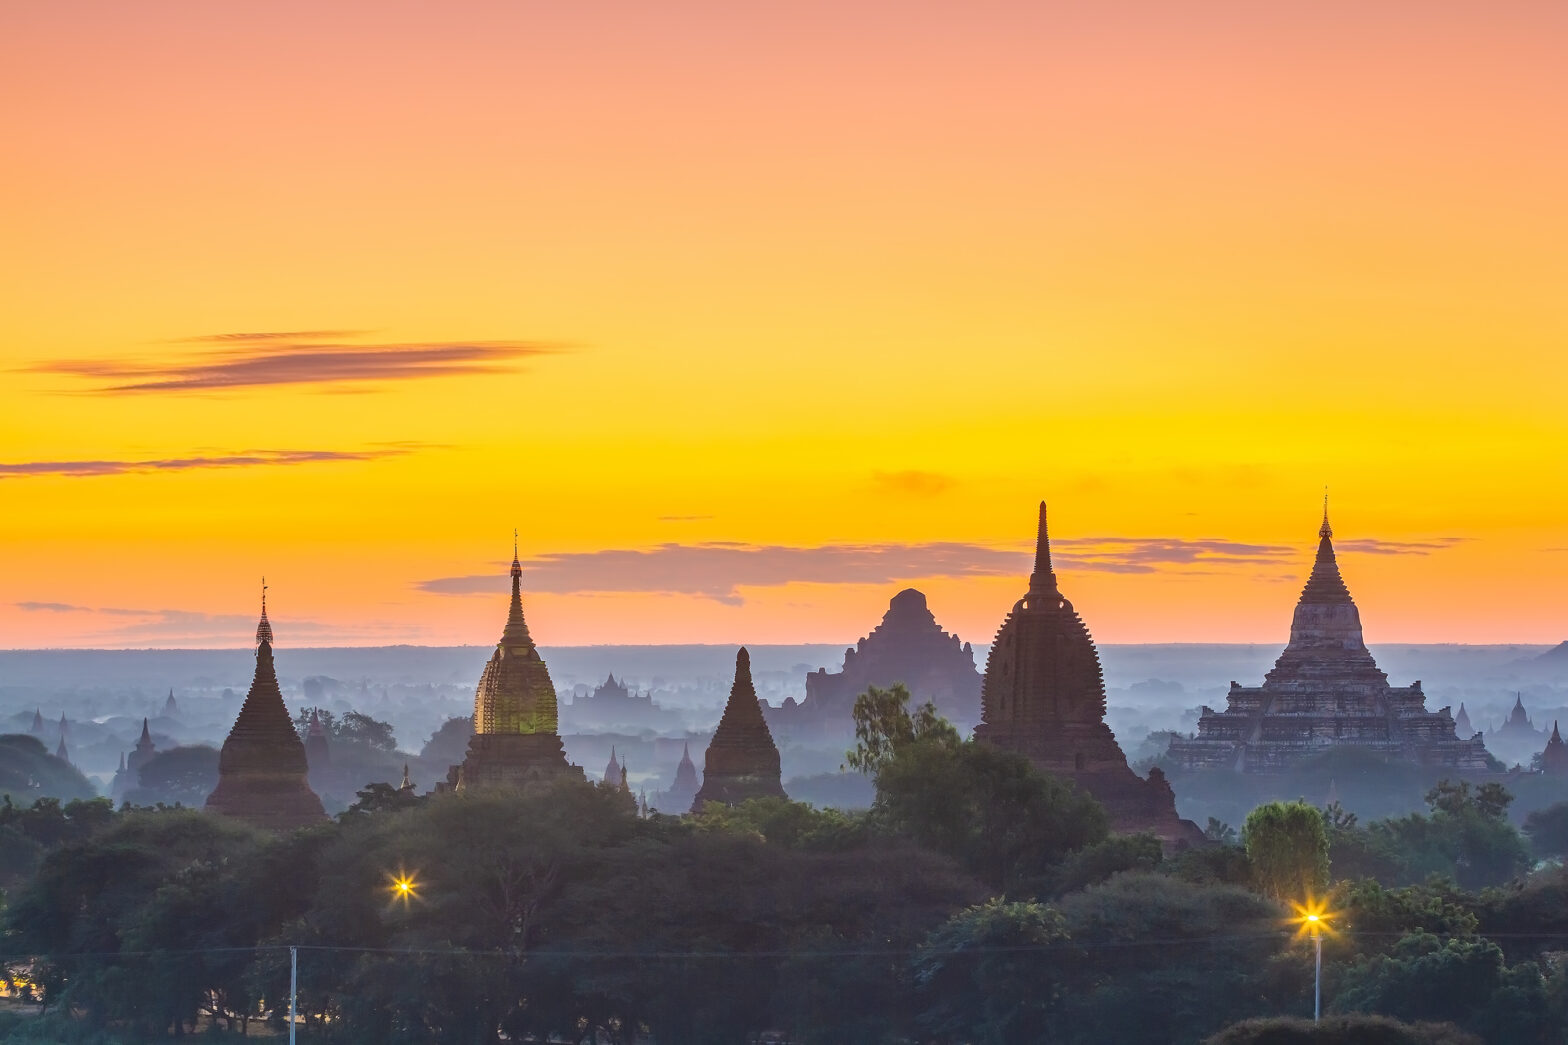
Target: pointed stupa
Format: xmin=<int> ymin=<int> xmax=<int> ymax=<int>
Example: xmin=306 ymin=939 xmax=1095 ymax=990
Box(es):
xmin=55 ymin=736 xmax=70 ymax=764
xmin=692 ymin=648 xmax=786 ymax=810
xmin=163 ymin=688 xmax=179 ymax=717
xmin=446 ymin=534 xmax=583 ymax=791
xmin=977 ymin=501 xmax=1202 ymax=845
xmin=1542 ymin=721 xmax=1568 ymax=776
xmin=204 ymin=585 xmax=327 ymax=830
xmin=1455 ymin=703 xmax=1473 ymax=738
xmin=399 ymin=764 xmax=416 ymax=794
xmin=58 ymin=712 xmax=68 ymax=737
xmin=619 ymin=760 xmax=629 ymax=792
xmin=126 ymin=717 xmax=158 ymax=778
xmin=603 ymin=745 xmax=621 ymax=785
xmin=304 ymin=708 xmax=331 ymax=768
xmin=30 ymin=709 xmax=43 ymax=733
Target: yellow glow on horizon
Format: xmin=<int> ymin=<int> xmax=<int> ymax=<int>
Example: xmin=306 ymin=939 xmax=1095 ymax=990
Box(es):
xmin=1 ymin=3 xmax=1565 ymax=647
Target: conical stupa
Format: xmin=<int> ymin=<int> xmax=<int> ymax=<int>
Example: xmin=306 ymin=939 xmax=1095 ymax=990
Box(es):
xmin=1542 ymin=722 xmax=1568 ymax=776
xmin=692 ymin=648 xmax=786 ymax=810
xmin=445 ymin=535 xmax=583 ymax=790
xmin=204 ymin=586 xmax=328 ymax=830
xmin=975 ymin=502 xmax=1201 ymax=845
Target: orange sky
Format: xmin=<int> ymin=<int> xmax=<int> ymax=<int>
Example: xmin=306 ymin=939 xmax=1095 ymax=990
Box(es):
xmin=2 ymin=1 xmax=1566 ymax=648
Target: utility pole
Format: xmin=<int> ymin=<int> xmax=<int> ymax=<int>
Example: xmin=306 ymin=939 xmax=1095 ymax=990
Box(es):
xmin=289 ymin=945 xmax=298 ymax=1045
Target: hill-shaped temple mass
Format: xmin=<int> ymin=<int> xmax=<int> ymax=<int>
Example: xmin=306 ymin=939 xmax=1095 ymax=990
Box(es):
xmin=693 ymin=648 xmax=786 ymax=810
xmin=975 ymin=503 xmax=1202 ymax=846
xmin=204 ymin=592 xmax=327 ymax=830
xmin=445 ymin=539 xmax=584 ymax=790
xmin=1166 ymin=506 xmax=1492 ymax=772
xmin=769 ymin=588 xmax=981 ymax=740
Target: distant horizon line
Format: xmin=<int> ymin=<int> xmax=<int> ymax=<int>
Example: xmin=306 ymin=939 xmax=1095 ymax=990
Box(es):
xmin=0 ymin=640 xmax=1561 ymax=654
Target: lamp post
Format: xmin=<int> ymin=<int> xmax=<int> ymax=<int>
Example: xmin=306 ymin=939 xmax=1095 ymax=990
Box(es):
xmin=1306 ymin=914 xmax=1322 ymax=1022
xmin=1292 ymin=900 xmax=1332 ymax=1023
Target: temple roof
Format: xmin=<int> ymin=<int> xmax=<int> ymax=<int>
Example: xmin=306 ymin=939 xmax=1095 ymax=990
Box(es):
xmin=978 ymin=501 xmax=1110 ymax=727
xmin=136 ymin=717 xmax=154 ymax=750
xmin=1298 ymin=504 xmax=1353 ymax=605
xmin=472 ymin=536 xmax=559 ymax=735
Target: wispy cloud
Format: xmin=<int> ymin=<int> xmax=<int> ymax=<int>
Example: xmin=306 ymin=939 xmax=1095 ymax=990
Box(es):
xmin=416 ymin=536 xmax=1336 ymax=604
xmin=1053 ymin=537 xmax=1294 ymax=574
xmin=872 ymin=470 xmax=958 ymax=496
xmin=29 ymin=332 xmax=563 ymax=394
xmin=13 ymin=601 xmax=340 ymax=644
xmin=1335 ymin=538 xmax=1470 ymax=555
xmin=0 ymin=447 xmax=418 ymax=478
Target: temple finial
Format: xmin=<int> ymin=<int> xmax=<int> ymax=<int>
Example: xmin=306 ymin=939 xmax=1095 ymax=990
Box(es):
xmin=1028 ymin=500 xmax=1059 ymax=597
xmin=1319 ymin=488 xmax=1332 ymax=539
xmin=256 ymin=576 xmax=274 ymax=646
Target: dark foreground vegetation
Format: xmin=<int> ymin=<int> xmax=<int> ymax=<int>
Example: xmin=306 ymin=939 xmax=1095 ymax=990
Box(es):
xmin=3 ymin=688 xmax=1568 ymax=1043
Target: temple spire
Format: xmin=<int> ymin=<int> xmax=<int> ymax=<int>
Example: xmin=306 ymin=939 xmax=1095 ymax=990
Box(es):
xmin=256 ymin=578 xmax=273 ymax=646
xmin=1320 ymin=488 xmax=1332 ymax=539
xmin=502 ymin=533 xmax=534 ymax=649
xmin=1028 ymin=501 xmax=1059 ymax=598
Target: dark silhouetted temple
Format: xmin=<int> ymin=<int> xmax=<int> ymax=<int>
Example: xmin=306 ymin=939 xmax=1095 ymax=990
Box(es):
xmin=205 ymin=592 xmax=328 ymax=830
xmin=975 ymin=503 xmax=1201 ymax=846
xmin=1541 ymin=722 xmax=1568 ymax=776
xmin=693 ymin=648 xmax=786 ymax=810
xmin=446 ymin=540 xmax=583 ymax=790
xmin=770 ymin=588 xmax=981 ymax=739
xmin=1166 ymin=507 xmax=1492 ymax=772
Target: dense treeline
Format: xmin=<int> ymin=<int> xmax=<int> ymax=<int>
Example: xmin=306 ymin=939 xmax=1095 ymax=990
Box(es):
xmin=3 ymin=688 xmax=1568 ymax=1043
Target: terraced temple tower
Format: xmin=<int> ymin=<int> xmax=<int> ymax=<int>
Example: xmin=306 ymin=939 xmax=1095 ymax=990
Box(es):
xmin=1166 ymin=505 xmax=1492 ymax=772
xmin=205 ymin=591 xmax=327 ymax=830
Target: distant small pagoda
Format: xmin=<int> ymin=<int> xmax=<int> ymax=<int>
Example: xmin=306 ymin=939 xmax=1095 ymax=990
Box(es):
xmin=1540 ymin=722 xmax=1568 ymax=776
xmin=1166 ymin=504 xmax=1491 ymax=773
xmin=660 ymin=742 xmax=701 ymax=812
xmin=1493 ymin=694 xmax=1543 ymax=743
xmin=112 ymin=718 xmax=158 ymax=801
xmin=445 ymin=536 xmax=584 ymax=791
xmin=205 ymin=586 xmax=328 ymax=830
xmin=693 ymin=648 xmax=786 ymax=810
xmin=975 ymin=503 xmax=1201 ymax=846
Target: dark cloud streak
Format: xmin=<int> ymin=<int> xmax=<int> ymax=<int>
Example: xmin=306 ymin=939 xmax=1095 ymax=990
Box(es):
xmin=0 ymin=447 xmax=418 ymax=478
xmin=30 ymin=335 xmax=563 ymax=393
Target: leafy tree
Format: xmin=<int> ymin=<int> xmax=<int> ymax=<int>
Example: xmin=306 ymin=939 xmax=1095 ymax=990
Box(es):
xmin=873 ymin=738 xmax=1108 ymax=893
xmin=1205 ymin=1014 xmax=1482 ymax=1044
xmin=294 ymin=707 xmax=398 ymax=751
xmin=419 ymin=715 xmax=475 ymax=766
xmin=1052 ymin=873 xmax=1294 ymax=1044
xmin=1206 ymin=817 xmax=1239 ymax=845
xmin=1332 ymin=930 xmax=1554 ymax=1040
xmin=1332 ymin=879 xmax=1478 ymax=957
xmin=1363 ymin=781 xmax=1530 ymax=890
xmin=0 ymin=735 xmax=98 ymax=804
xmin=1243 ymin=801 xmax=1329 ymax=903
xmin=688 ymin=795 xmax=863 ymax=850
xmin=845 ymin=682 xmax=959 ymax=774
xmin=913 ymin=898 xmax=1070 ymax=1044
xmin=1048 ymin=833 xmax=1162 ymax=897
xmin=1523 ymin=800 xmax=1568 ymax=860
xmin=122 ymin=745 xmax=218 ymax=808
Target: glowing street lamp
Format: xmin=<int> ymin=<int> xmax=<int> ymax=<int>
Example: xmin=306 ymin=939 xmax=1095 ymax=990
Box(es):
xmin=1291 ymin=899 xmax=1334 ymax=1022
xmin=387 ymin=870 xmax=419 ymax=905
